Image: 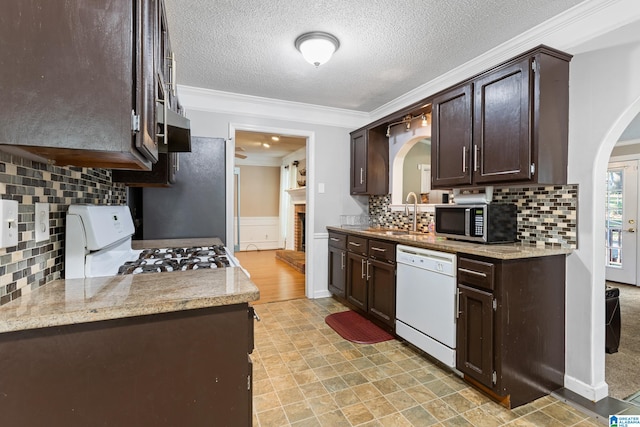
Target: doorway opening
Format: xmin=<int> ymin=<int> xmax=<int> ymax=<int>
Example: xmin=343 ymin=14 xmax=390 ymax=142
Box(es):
xmin=605 ymin=110 xmax=640 ymax=403
xmin=228 ymin=124 xmax=312 ymax=302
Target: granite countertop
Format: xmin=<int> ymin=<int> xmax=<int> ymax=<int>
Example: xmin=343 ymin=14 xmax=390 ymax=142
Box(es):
xmin=0 ymin=238 xmax=259 ymax=334
xmin=327 ymin=226 xmax=573 ymax=259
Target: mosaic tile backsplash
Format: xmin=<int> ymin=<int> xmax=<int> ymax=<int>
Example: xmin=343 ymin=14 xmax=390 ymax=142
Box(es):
xmin=369 ymin=185 xmax=578 ymax=248
xmin=0 ymin=152 xmax=126 ymax=306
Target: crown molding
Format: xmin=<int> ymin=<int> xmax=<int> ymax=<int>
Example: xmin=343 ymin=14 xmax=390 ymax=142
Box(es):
xmin=369 ymin=0 xmax=640 ymax=122
xmin=178 ymin=85 xmax=369 ymax=129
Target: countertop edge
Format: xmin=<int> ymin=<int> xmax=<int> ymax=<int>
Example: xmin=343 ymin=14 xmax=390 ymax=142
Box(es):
xmin=327 ymin=226 xmax=573 ymax=259
xmin=0 ymin=289 xmax=260 ymax=334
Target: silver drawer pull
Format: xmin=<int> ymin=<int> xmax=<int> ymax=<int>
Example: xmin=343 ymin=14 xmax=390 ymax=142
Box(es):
xmin=330 ymin=237 xmax=340 ymax=242
xmin=349 ymin=242 xmax=361 ymax=247
xmin=371 ymin=247 xmax=386 ymax=252
xmin=458 ymin=267 xmax=487 ymax=277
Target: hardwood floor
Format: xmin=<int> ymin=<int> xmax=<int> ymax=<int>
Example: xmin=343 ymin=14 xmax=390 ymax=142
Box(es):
xmin=235 ymin=250 xmax=306 ymax=304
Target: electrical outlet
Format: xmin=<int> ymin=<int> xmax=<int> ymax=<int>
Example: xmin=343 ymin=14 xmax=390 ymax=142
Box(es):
xmin=0 ymin=200 xmax=19 ymax=248
xmin=35 ymin=202 xmax=50 ymax=243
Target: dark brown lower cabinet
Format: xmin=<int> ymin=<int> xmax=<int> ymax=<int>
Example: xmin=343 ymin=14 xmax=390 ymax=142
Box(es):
xmin=456 ymin=254 xmax=566 ymax=408
xmin=457 ymin=284 xmax=494 ymax=388
xmin=336 ymin=234 xmax=396 ymax=331
xmin=0 ymin=304 xmax=254 ymax=426
xmin=346 ymin=251 xmax=368 ymax=311
xmin=328 ymin=232 xmax=347 ymax=298
xmin=367 ymin=257 xmax=396 ymax=328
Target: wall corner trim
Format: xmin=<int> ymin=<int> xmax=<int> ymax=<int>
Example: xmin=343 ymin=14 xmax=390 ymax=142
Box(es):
xmin=564 ymin=375 xmax=610 ymax=402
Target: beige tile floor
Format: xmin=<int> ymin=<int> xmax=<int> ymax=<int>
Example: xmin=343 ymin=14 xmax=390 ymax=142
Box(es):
xmin=251 ymin=298 xmax=603 ymax=427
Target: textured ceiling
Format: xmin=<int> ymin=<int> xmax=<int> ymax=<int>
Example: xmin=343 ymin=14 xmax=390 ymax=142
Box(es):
xmin=164 ymin=0 xmax=587 ymax=112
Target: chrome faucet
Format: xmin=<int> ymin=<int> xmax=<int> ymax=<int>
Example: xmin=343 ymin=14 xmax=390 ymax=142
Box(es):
xmin=405 ymin=191 xmax=418 ymax=232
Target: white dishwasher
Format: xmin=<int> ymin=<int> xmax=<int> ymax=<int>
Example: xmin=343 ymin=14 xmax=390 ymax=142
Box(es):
xmin=396 ymin=244 xmax=457 ymax=367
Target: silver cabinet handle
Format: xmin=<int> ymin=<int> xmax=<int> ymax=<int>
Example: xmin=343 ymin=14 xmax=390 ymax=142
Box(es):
xmin=341 ymin=252 xmax=345 ymax=270
xmin=156 ymin=85 xmax=168 ymax=145
xmin=360 ymin=167 xmax=364 ymax=185
xmin=361 ymin=259 xmax=366 ymax=279
xmin=458 ymin=267 xmax=487 ymax=277
xmin=456 ymin=288 xmax=461 ymax=319
xmin=474 ymin=145 xmax=479 ymax=172
xmin=462 ymin=146 xmax=467 ymax=172
xmin=371 ymin=247 xmax=386 ymax=252
xmin=330 ymin=237 xmax=340 ymax=242
xmin=349 ymin=242 xmax=361 ymax=247
xmin=366 ymin=260 xmax=370 ymax=280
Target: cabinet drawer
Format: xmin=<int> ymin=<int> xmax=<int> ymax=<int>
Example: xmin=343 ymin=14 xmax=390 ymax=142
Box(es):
xmin=368 ymin=239 xmax=396 ymax=263
xmin=328 ymin=232 xmax=347 ymax=250
xmin=458 ymin=257 xmax=495 ymax=291
xmin=347 ymin=235 xmax=367 ymax=255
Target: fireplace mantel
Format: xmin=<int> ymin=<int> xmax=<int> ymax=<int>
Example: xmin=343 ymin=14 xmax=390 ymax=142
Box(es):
xmin=286 ymin=187 xmax=306 ymax=204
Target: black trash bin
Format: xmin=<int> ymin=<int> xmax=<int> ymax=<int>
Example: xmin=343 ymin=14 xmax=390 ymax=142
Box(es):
xmin=605 ymin=286 xmax=621 ymax=354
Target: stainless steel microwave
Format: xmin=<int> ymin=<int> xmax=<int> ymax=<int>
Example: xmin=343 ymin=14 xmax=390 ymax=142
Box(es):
xmin=434 ymin=203 xmax=518 ymax=243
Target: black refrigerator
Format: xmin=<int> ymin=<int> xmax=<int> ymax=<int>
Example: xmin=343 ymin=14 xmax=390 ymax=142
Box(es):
xmin=141 ymin=136 xmax=227 ymax=243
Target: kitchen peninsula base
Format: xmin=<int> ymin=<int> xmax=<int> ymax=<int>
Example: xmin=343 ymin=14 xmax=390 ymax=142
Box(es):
xmin=0 ymin=304 xmax=253 ymax=426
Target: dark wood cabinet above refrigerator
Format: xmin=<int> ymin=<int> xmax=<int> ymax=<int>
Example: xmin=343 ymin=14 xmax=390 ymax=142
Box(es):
xmin=0 ymin=0 xmax=190 ymax=170
xmin=112 ymin=153 xmax=178 ymax=187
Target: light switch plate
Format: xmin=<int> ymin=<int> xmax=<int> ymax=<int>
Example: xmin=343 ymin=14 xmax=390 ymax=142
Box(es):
xmin=35 ymin=202 xmax=50 ymax=243
xmin=0 ymin=200 xmax=19 ymax=248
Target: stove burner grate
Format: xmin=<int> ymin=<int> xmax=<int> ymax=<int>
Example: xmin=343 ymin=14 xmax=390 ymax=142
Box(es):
xmin=117 ymin=244 xmax=232 ymax=275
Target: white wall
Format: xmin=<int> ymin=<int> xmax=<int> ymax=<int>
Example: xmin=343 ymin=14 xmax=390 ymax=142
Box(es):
xmin=565 ymin=40 xmax=640 ymax=400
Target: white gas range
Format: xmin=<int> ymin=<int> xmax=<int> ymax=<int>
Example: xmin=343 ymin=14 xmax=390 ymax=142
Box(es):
xmin=65 ymin=204 xmax=239 ymax=279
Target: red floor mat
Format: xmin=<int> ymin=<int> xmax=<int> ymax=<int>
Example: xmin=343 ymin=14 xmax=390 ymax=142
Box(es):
xmin=325 ymin=310 xmax=394 ymax=344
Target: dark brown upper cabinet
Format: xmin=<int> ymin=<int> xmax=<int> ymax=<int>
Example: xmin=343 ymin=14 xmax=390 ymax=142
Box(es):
xmin=112 ymin=152 xmax=178 ymax=187
xmin=432 ymin=46 xmax=571 ymax=189
xmin=431 ymin=84 xmax=473 ymax=187
xmin=350 ymin=127 xmax=389 ymax=195
xmin=0 ymin=0 xmax=162 ymax=170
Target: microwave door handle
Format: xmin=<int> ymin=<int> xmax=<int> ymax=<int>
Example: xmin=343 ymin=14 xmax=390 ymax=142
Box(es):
xmin=465 ymin=208 xmax=471 ymax=236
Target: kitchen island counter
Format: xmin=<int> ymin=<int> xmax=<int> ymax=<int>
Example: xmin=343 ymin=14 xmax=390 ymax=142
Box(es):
xmin=0 ymin=238 xmax=259 ymax=334
xmin=0 ymin=238 xmax=258 ymax=426
xmin=327 ymin=226 xmax=573 ymax=259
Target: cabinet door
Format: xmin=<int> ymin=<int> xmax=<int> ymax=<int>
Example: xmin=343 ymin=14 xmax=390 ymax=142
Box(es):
xmin=432 ymin=84 xmax=473 ymax=188
xmin=328 ymin=246 xmax=346 ymax=298
xmin=135 ymin=0 xmax=159 ymax=163
xmin=473 ymin=57 xmax=531 ymax=184
xmin=457 ymin=284 xmax=494 ymax=388
xmin=351 ymin=129 xmax=368 ymax=194
xmin=112 ymin=152 xmax=177 ymax=187
xmin=367 ymin=259 xmax=395 ymax=328
xmin=346 ymin=252 xmax=367 ymax=311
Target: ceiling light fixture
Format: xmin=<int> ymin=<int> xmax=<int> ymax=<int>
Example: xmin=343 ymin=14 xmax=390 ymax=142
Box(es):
xmin=385 ymin=113 xmax=431 ymax=138
xmin=271 ymin=136 xmax=280 ymax=142
xmin=262 ymin=143 xmax=270 ymax=148
xmin=294 ymin=32 xmax=340 ymax=67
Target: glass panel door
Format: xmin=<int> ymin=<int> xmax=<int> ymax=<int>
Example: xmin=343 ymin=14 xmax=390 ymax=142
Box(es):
xmin=606 ymin=161 xmax=638 ymax=285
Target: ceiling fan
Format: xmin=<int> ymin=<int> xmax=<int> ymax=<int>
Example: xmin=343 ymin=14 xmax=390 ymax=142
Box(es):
xmin=235 ymin=146 xmax=247 ymax=159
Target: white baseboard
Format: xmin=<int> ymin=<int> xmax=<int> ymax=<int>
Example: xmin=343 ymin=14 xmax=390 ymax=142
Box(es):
xmin=564 ymin=375 xmax=609 ymax=402
xmin=310 ymin=289 xmax=331 ymax=299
